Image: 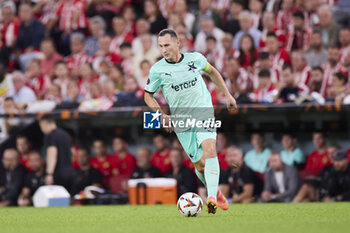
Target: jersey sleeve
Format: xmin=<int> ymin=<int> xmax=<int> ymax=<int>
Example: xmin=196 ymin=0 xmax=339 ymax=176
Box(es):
xmin=195 ymin=52 xmax=210 ymax=72
xmin=144 ymin=66 xmax=161 ymax=94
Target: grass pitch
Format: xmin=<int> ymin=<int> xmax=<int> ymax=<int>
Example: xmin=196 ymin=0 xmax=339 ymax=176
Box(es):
xmin=0 ymin=203 xmax=349 ymax=233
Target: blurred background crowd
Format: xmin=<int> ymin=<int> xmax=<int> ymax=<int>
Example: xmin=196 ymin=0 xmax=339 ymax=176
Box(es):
xmin=1 ymin=0 xmax=350 ymax=206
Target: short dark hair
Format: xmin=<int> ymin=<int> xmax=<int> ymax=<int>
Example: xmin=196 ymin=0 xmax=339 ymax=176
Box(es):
xmin=120 ymin=42 xmax=132 ymax=49
xmin=158 ymin=29 xmax=178 ymax=39
xmin=39 ymin=114 xmax=56 ymax=123
xmin=334 ymin=72 xmax=348 ymax=84
xmin=258 ymin=69 xmax=271 ymax=78
xmin=266 ymin=32 xmax=277 ymax=39
xmin=282 ymin=63 xmax=293 ymax=72
xmin=312 ymin=66 xmax=324 ymax=73
xmin=258 ymin=51 xmax=270 ymax=60
xmin=206 ymin=35 xmax=217 ymax=42
xmin=293 ymin=11 xmax=305 ymax=20
xmin=4 ymin=96 xmax=14 ymax=102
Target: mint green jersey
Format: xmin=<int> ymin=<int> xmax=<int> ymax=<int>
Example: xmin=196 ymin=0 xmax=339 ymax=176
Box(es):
xmin=144 ymin=52 xmax=213 ymax=109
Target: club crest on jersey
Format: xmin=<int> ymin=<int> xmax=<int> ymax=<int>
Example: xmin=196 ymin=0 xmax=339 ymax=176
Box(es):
xmin=171 ymin=78 xmax=197 ymax=91
xmin=188 ymin=61 xmax=197 ymax=72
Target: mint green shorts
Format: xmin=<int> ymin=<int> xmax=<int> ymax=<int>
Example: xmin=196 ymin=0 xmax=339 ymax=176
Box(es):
xmin=176 ymin=130 xmax=217 ymax=163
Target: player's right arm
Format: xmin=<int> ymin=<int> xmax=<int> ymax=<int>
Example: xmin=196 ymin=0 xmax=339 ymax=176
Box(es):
xmin=144 ymin=66 xmax=173 ymax=132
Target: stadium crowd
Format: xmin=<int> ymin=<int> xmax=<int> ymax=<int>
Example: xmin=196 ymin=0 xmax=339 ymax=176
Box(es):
xmin=1 ymin=0 xmax=350 ymax=206
xmin=1 ymin=117 xmax=350 ymax=206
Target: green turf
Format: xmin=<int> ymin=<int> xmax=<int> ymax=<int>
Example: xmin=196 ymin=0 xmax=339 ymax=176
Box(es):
xmin=0 ymin=203 xmax=349 ymax=233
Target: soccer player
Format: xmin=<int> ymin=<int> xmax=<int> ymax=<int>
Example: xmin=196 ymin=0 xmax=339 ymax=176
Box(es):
xmin=144 ymin=29 xmax=237 ymax=214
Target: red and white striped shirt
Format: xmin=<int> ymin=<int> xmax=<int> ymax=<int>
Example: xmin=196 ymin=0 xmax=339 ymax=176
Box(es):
xmin=225 ymin=67 xmax=251 ymax=96
xmin=286 ymin=27 xmax=312 ymax=51
xmin=270 ymin=48 xmax=292 ymax=68
xmin=250 ymin=83 xmax=276 ymax=103
xmin=252 ymin=66 xmax=280 ymax=89
xmin=109 ymin=32 xmax=134 ymax=54
xmin=204 ymin=48 xmax=224 ymax=72
xmin=39 ymin=0 xmax=62 ymax=25
xmin=276 ymin=10 xmax=293 ymax=34
xmin=259 ymin=28 xmax=287 ymax=49
xmin=92 ymin=52 xmax=122 ymax=74
xmin=0 ymin=17 xmax=20 ymax=47
xmin=65 ymin=51 xmax=90 ymax=71
xmin=27 ymin=75 xmax=51 ymax=98
xmin=294 ymin=65 xmax=312 ymax=86
xmin=321 ymin=63 xmax=347 ymax=97
xmin=56 ymin=0 xmax=87 ymax=31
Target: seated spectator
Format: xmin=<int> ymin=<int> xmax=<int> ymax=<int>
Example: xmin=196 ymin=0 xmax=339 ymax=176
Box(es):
xmin=164 ymin=149 xmax=196 ymax=198
xmin=248 ymin=0 xmax=263 ymax=30
xmin=291 ymin=51 xmax=311 ymax=87
xmin=326 ymin=72 xmax=348 ymax=103
xmin=261 ymin=152 xmax=301 ymax=202
xmin=109 ymin=15 xmax=134 ymax=55
xmin=204 ymin=36 xmax=223 ymax=71
xmin=286 ymin=11 xmax=311 ymax=52
xmin=11 ymin=71 xmax=37 ymax=110
xmin=174 ymin=0 xmax=195 ymax=33
xmin=119 ymin=42 xmax=134 ymax=77
xmin=46 ymin=83 xmax=62 ymax=104
xmin=151 ymin=134 xmax=172 ymax=175
xmin=101 ymin=80 xmax=117 ymax=102
xmin=137 ymin=60 xmax=151 ymax=89
xmin=17 ymin=3 xmax=45 ymax=71
xmin=233 ymin=11 xmax=261 ymax=50
xmin=280 ymin=133 xmax=305 ymax=167
xmin=25 ymin=58 xmax=50 ymax=99
xmin=84 ymin=16 xmax=106 ymax=57
xmin=265 ymin=32 xmax=291 ymax=67
xmin=223 ymin=0 xmax=243 ymax=37
xmin=16 ymin=135 xmax=33 ymax=171
xmin=90 ymin=139 xmax=114 ymax=188
xmin=0 ymin=97 xmax=20 ymax=138
xmin=70 ymin=148 xmax=103 ymax=196
xmin=293 ymin=151 xmax=350 ymax=202
xmin=53 ymin=61 xmax=71 ymax=98
xmin=220 ymin=33 xmax=235 ymax=71
xmin=304 ymin=30 xmax=328 ymax=68
xmin=259 ymin=11 xmax=286 ymax=48
xmin=111 ymin=137 xmax=136 ymax=176
xmin=220 ymin=147 xmax=263 ymax=203
xmin=303 ymin=132 xmax=331 ymax=176
xmin=276 ymin=0 xmax=295 ymax=35
xmin=116 ymin=76 xmax=144 ymax=106
xmin=40 ymin=39 xmax=63 ymax=77
xmin=0 ymin=2 xmax=19 ymax=49
xmin=191 ymin=0 xmax=222 ymax=36
xmin=130 ymin=147 xmax=161 ymax=179
xmin=313 ymin=5 xmax=340 ymax=48
xmin=249 ymin=69 xmax=276 ymax=103
xmin=0 ymin=65 xmax=14 ymax=101
xmin=237 ymin=34 xmax=259 ymax=71
xmin=244 ymin=133 xmax=272 ymax=173
xmin=252 ymin=51 xmax=280 ymax=89
xmin=132 ymin=18 xmax=157 ymax=55
xmin=63 ymin=81 xmax=83 ymax=103
xmin=17 ymin=151 xmax=45 ymax=206
xmin=107 ymin=64 xmax=124 ymax=92
xmin=216 ymin=133 xmax=230 ymax=170
xmin=78 ymin=63 xmax=98 ymax=99
xmin=224 ymin=57 xmax=251 ymax=101
xmin=194 ymin=17 xmax=224 ymax=53
xmin=0 ymin=149 xmax=26 ymax=206
xmin=65 ymin=33 xmax=90 ymax=77
xmin=308 ymin=66 xmax=324 ymax=95
xmin=144 ymin=0 xmax=168 ymax=35
xmin=275 ymin=64 xmax=302 ymax=103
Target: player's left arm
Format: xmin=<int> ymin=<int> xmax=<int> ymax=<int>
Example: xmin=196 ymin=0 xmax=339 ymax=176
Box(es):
xmin=203 ymin=63 xmax=237 ymax=111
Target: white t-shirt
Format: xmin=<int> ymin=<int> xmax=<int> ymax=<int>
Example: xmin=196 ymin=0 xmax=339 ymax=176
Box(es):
xmin=274 ymin=171 xmax=285 ymax=194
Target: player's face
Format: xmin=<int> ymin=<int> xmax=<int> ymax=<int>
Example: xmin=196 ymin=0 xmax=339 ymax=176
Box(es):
xmin=158 ymin=34 xmax=180 ymax=62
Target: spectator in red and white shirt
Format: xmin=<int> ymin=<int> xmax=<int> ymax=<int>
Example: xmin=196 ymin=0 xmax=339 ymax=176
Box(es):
xmin=308 ymin=66 xmax=325 ymax=95
xmin=177 ymin=31 xmax=193 ymax=53
xmin=194 ymin=17 xmax=224 ymax=53
xmin=259 ymin=11 xmax=286 ymax=49
xmin=25 ymin=58 xmax=50 ymax=99
xmin=78 ymin=63 xmax=98 ymax=99
xmin=252 ymin=51 xmax=280 ymax=89
xmin=65 ymin=32 xmax=90 ymax=77
xmin=219 ymin=33 xmax=236 ymax=74
xmin=237 ymin=34 xmax=259 ymax=71
xmin=55 ymin=0 xmax=87 ymax=33
xmin=119 ymin=42 xmax=134 ymax=76
xmin=93 ymin=34 xmax=122 ymax=76
xmin=286 ymin=11 xmax=312 ymax=52
xmin=265 ymin=32 xmax=292 ymax=67
xmin=248 ymin=0 xmax=264 ymax=30
xmin=321 ymin=46 xmax=347 ymax=96
xmin=339 ymin=27 xmax=350 ymax=66
xmin=291 ymin=51 xmax=312 ymax=86
xmin=204 ymin=35 xmax=223 ymax=72
xmin=45 ymin=83 xmax=62 ymax=104
xmin=53 ymin=60 xmax=71 ymax=98
xmin=276 ymin=0 xmax=295 ymax=35
xmin=122 ymin=6 xmax=137 ymax=37
xmin=0 ymin=1 xmax=19 ymax=48
xmin=224 ymin=57 xmax=251 ymax=99
xmin=101 ymin=80 xmax=117 ymax=103
xmin=39 ymin=39 xmax=63 ymax=77
xmin=109 ymin=15 xmax=134 ymax=55
xmin=303 ymin=0 xmax=320 ymax=28
xmin=249 ymin=69 xmax=276 ymax=103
